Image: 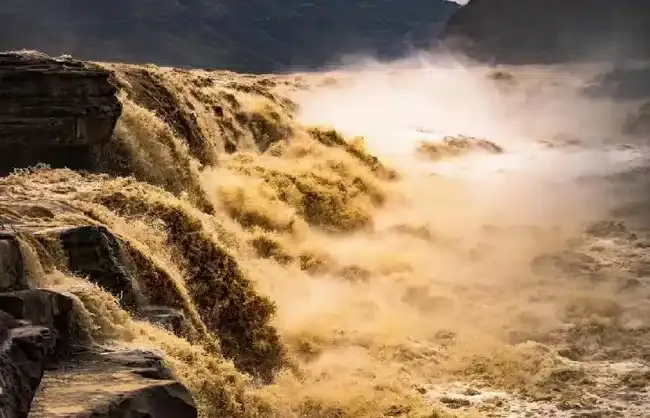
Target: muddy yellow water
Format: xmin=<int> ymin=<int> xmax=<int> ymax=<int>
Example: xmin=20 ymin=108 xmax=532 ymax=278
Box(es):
xmin=3 ymin=57 xmax=649 ymax=417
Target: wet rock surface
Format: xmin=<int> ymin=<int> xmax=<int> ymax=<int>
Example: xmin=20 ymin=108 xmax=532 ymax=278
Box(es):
xmin=28 ymin=349 xmax=197 ymax=418
xmin=58 ymin=225 xmax=143 ymax=310
xmin=0 ymin=229 xmax=198 ymax=418
xmin=139 ymin=306 xmax=187 ymax=337
xmin=0 ymin=233 xmax=29 ymax=292
xmin=46 ymin=226 xmax=191 ymax=338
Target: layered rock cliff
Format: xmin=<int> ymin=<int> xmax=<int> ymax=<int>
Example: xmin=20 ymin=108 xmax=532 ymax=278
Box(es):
xmin=0 ymin=51 xmax=121 ymax=175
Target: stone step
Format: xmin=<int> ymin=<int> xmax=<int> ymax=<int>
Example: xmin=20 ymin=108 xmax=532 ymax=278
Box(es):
xmin=0 ymin=288 xmax=197 ymax=417
xmin=0 ymin=322 xmax=56 ymax=418
xmin=28 ymin=350 xmax=197 ymax=418
xmin=0 ymin=290 xmax=75 ymax=355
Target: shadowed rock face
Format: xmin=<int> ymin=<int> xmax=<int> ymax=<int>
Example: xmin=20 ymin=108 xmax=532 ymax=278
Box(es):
xmin=0 ymin=289 xmax=74 ymax=418
xmin=0 ymin=256 xmax=197 ymax=418
xmin=0 ymin=325 xmax=55 ymax=418
xmin=58 ymin=226 xmax=143 ymax=310
xmin=0 ymin=51 xmax=121 ymax=175
xmin=0 ymin=290 xmax=75 ymax=355
xmin=0 ymin=233 xmax=28 ymax=292
xmin=442 ymin=0 xmax=650 ymax=65
xmin=39 ymin=225 xmax=192 ymax=339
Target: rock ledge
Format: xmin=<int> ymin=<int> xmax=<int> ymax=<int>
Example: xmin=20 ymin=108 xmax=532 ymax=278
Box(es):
xmin=0 ymin=51 xmax=121 ymax=174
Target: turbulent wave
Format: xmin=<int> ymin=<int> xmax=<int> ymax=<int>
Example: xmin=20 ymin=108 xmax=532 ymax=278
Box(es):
xmin=4 ymin=54 xmax=650 ymax=417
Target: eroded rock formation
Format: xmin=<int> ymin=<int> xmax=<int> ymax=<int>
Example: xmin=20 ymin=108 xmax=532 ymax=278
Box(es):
xmin=0 ymin=51 xmax=121 ymax=175
xmin=0 ymin=319 xmax=55 ymax=418
xmin=0 ymin=233 xmax=29 ymax=291
xmin=0 ymin=230 xmax=198 ymax=418
xmin=0 ymin=51 xmax=197 ymax=417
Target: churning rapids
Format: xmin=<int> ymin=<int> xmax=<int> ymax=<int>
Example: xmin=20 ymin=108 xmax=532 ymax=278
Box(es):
xmin=292 ymin=58 xmax=650 ymax=417
xmin=4 ymin=52 xmax=650 ymax=417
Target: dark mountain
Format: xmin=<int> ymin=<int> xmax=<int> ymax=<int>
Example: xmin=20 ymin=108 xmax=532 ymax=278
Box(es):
xmin=0 ymin=0 xmax=459 ymax=73
xmin=442 ymin=0 xmax=650 ymax=65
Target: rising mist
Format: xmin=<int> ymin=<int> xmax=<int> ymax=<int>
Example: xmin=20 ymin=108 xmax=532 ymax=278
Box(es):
xmin=6 ymin=47 xmax=650 ymax=417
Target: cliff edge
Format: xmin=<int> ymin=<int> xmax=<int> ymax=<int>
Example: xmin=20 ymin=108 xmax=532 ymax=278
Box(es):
xmin=0 ymin=51 xmax=121 ymax=176
xmin=0 ymin=50 xmax=398 ymax=418
xmin=0 ymin=52 xmax=199 ymax=418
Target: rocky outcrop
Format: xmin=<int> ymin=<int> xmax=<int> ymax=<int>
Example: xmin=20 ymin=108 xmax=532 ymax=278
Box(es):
xmin=0 ymin=289 xmax=74 ymax=418
xmin=442 ymin=0 xmax=650 ymax=65
xmin=0 ymin=324 xmax=55 ymax=418
xmin=58 ymin=226 xmax=143 ymax=310
xmin=0 ymin=51 xmax=121 ymax=175
xmin=139 ymin=306 xmax=187 ymax=337
xmin=0 ymin=235 xmax=198 ymax=417
xmin=0 ymin=290 xmax=75 ymax=355
xmin=37 ymin=226 xmax=191 ymax=338
xmin=0 ymin=233 xmax=29 ymax=292
xmin=29 ymin=350 xmax=197 ymax=418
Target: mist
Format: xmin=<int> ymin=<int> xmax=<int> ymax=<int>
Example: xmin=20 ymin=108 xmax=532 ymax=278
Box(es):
xmin=255 ymin=49 xmax=650 ymax=415
xmin=294 ymin=51 xmax=648 ymax=220
xmin=10 ymin=41 xmax=650 ymax=417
